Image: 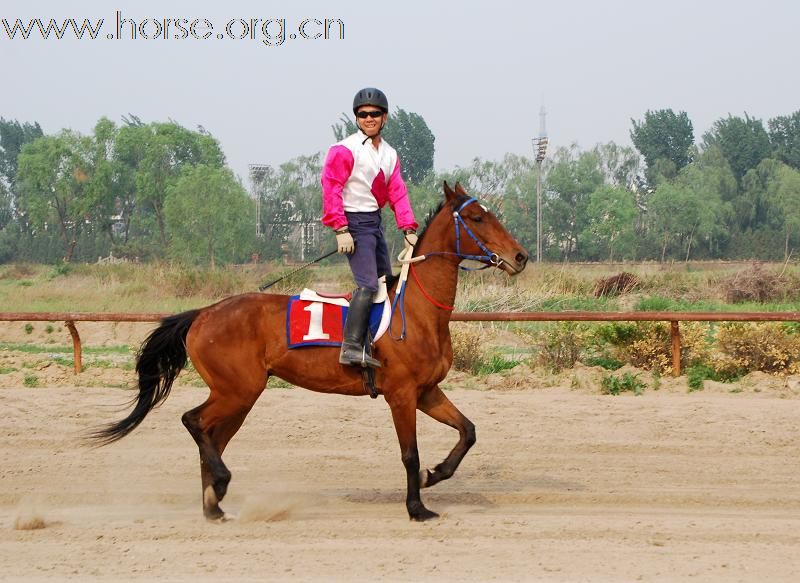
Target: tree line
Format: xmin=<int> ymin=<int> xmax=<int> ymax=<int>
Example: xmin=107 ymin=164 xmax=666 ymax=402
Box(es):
xmin=1 ymin=107 xmax=799 ymax=266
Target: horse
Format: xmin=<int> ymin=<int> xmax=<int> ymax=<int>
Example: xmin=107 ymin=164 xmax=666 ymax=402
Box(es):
xmin=92 ymin=181 xmax=528 ymax=521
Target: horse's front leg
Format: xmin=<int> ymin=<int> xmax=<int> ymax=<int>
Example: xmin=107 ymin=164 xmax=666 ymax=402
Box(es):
xmin=386 ymin=391 xmax=439 ymax=521
xmin=416 ymin=385 xmax=476 ymax=489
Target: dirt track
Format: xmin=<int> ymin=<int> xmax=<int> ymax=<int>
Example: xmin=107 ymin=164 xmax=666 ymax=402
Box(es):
xmin=1 ymin=382 xmax=799 ymax=582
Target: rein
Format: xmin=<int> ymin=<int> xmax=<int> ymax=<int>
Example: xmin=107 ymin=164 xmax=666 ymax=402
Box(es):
xmin=389 ymin=197 xmax=501 ymax=339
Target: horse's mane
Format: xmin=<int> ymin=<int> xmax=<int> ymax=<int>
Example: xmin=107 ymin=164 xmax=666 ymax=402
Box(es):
xmin=414 ymin=193 xmax=471 ymax=249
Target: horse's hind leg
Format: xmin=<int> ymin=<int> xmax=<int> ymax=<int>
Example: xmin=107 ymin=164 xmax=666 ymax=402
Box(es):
xmin=182 ymin=392 xmax=259 ymax=520
xmin=416 ymin=385 xmax=476 ymax=489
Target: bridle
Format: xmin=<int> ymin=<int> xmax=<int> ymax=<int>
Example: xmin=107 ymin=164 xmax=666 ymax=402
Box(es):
xmin=424 ymin=197 xmax=505 ymax=270
xmin=389 ymin=197 xmax=506 ymax=339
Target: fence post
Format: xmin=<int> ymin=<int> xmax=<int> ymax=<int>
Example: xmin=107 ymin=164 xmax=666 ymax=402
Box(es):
xmin=65 ymin=321 xmax=82 ymax=374
xmin=670 ymin=320 xmax=681 ymax=377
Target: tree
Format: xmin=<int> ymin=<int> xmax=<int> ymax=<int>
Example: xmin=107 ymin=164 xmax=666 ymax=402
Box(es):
xmin=131 ymin=122 xmax=226 ymax=249
xmin=771 ymin=163 xmax=800 ymax=260
xmin=630 ymin=109 xmax=694 ymax=185
xmin=332 ymin=108 xmax=435 ymax=184
xmin=544 ymin=146 xmax=604 ymax=260
xmin=594 ymin=142 xmax=642 ymax=190
xmin=768 ymin=110 xmax=800 ymax=170
xmin=0 ymin=180 xmax=10 ymax=230
xmin=648 ymin=180 xmax=723 ymax=262
xmin=0 ymin=118 xmax=44 ymax=194
xmin=742 ymin=159 xmax=800 ymax=260
xmin=702 ymin=113 xmax=771 ymax=183
xmin=581 ymin=185 xmax=637 ymax=262
xmin=254 ymin=154 xmax=323 ymax=261
xmin=164 ymin=165 xmax=255 ymax=268
xmin=16 ymin=130 xmax=93 ymax=262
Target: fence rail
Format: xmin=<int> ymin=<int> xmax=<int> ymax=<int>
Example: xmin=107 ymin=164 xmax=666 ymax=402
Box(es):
xmin=2 ymin=311 xmax=799 ymax=376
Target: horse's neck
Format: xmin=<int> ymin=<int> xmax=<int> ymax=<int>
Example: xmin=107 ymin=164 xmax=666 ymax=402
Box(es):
xmin=403 ymin=219 xmax=461 ymax=328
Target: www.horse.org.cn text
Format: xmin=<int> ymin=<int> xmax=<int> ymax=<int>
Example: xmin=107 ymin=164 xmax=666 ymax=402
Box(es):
xmin=1 ymin=11 xmax=346 ymax=47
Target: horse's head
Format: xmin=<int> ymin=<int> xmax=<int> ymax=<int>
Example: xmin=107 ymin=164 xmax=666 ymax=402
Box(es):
xmin=437 ymin=181 xmax=528 ymax=275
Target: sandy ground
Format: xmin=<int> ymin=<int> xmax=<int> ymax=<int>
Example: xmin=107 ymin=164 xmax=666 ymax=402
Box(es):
xmin=1 ymin=376 xmax=799 ymax=582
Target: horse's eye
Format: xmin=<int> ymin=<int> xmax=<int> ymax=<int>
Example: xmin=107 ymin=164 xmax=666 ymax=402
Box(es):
xmin=470 ymin=215 xmax=483 ymax=223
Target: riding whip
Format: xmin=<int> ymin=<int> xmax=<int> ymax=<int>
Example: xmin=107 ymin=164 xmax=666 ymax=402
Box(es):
xmin=258 ymin=249 xmax=337 ymax=291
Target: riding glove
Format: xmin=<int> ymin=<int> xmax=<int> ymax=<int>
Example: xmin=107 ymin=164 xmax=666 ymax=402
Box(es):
xmin=336 ymin=230 xmax=355 ymax=254
xmin=403 ymin=230 xmax=418 ymax=253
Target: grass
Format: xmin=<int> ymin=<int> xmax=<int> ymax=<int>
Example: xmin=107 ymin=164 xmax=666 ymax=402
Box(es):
xmin=2 ymin=261 xmax=800 ymax=385
xmin=0 ymin=342 xmax=132 ymax=354
xmin=23 ymin=373 xmax=38 ymax=387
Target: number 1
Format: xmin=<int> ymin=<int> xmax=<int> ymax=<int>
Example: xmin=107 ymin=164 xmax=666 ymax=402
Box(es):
xmin=303 ymin=302 xmax=330 ymax=340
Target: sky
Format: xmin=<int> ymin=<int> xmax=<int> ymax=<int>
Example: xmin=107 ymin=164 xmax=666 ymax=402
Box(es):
xmin=2 ymin=0 xmax=798 ymax=188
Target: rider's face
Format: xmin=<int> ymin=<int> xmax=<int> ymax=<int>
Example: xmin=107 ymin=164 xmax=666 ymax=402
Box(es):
xmin=356 ymin=106 xmax=386 ymax=137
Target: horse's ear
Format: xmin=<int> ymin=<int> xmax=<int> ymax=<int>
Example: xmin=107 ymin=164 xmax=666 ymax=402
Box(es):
xmin=454 ymin=182 xmax=468 ymax=196
xmin=443 ymin=181 xmax=456 ymax=202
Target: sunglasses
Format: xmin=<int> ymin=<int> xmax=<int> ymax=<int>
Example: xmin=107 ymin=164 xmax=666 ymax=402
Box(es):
xmin=356 ymin=110 xmax=384 ymax=119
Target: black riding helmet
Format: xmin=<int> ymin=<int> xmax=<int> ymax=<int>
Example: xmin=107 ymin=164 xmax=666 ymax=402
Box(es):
xmin=352 ymin=87 xmax=389 ymax=113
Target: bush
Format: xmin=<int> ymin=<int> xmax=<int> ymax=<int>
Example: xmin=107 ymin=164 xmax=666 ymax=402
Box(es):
xmin=722 ymin=263 xmax=786 ymax=303
xmin=711 ymin=322 xmax=800 ymax=375
xmin=535 ymin=322 xmax=591 ymax=372
xmin=474 ymin=354 xmax=521 ymax=375
xmin=592 ymin=321 xmax=709 ymax=375
xmin=593 ymin=272 xmax=639 ymax=297
xmin=601 ymin=372 xmax=646 ymax=396
xmin=450 ymin=326 xmax=485 ymax=374
xmin=685 ymin=362 xmax=741 ymax=392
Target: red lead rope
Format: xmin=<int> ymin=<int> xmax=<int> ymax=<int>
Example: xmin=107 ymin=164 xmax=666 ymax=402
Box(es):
xmin=409 ymin=262 xmax=455 ymax=311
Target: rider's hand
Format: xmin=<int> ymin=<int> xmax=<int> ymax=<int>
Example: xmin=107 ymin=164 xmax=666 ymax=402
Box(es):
xmin=336 ymin=229 xmax=354 ymax=254
xmin=403 ymin=230 xmax=418 ymax=252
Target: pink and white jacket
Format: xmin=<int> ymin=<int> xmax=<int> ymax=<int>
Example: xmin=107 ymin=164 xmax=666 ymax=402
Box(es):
xmin=321 ymin=131 xmax=418 ymax=232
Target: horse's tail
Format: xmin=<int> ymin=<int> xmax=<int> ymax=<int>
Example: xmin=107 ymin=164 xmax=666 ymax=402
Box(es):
xmin=91 ymin=309 xmax=201 ymax=446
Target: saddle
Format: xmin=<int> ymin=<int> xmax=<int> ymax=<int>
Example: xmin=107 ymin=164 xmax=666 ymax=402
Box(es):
xmin=286 ymin=279 xmax=390 ymax=349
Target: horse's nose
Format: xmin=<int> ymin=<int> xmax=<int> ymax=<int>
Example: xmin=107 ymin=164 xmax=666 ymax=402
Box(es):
xmin=515 ymin=250 xmax=529 ymax=268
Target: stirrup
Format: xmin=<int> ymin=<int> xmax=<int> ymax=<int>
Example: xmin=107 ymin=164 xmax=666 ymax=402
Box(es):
xmin=339 ymin=344 xmax=381 ymax=368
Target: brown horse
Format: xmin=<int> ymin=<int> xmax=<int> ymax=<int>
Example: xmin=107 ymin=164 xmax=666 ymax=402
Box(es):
xmin=93 ymin=182 xmax=528 ymax=521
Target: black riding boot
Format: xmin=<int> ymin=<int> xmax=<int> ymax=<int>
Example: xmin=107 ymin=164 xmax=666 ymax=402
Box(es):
xmin=339 ymin=287 xmax=381 ymax=368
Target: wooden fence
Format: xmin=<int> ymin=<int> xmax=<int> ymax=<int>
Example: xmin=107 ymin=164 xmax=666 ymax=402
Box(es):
xmin=1 ymin=311 xmax=799 ymax=376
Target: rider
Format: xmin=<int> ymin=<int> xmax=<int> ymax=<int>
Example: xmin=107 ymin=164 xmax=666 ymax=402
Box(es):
xmin=321 ymin=87 xmax=419 ymax=368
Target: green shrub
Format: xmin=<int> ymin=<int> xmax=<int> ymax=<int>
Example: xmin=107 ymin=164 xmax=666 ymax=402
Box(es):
xmin=24 ymin=323 xmax=33 ymax=335
xmin=685 ymin=362 xmax=741 ymax=392
xmin=475 ymin=354 xmax=521 ymax=375
xmin=23 ymin=374 xmax=38 ymax=387
xmin=49 ymin=263 xmax=72 ymax=278
xmin=601 ymin=372 xmax=646 ymax=396
xmin=583 ymin=355 xmax=624 ymax=370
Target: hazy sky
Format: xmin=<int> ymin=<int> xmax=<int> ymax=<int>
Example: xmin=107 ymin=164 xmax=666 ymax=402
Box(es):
xmin=2 ymin=0 xmax=798 ymax=186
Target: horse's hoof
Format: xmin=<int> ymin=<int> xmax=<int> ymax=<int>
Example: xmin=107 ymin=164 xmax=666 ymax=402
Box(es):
xmin=205 ymin=510 xmax=237 ymax=523
xmin=409 ymin=506 xmax=439 ymax=522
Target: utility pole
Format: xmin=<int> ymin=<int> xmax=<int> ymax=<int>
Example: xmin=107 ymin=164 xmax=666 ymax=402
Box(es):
xmin=532 ymin=105 xmax=548 ymax=263
xmin=249 ymin=164 xmax=270 ymax=238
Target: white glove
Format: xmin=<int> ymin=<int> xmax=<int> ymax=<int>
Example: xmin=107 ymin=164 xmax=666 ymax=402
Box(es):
xmin=336 ymin=230 xmax=354 ymax=254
